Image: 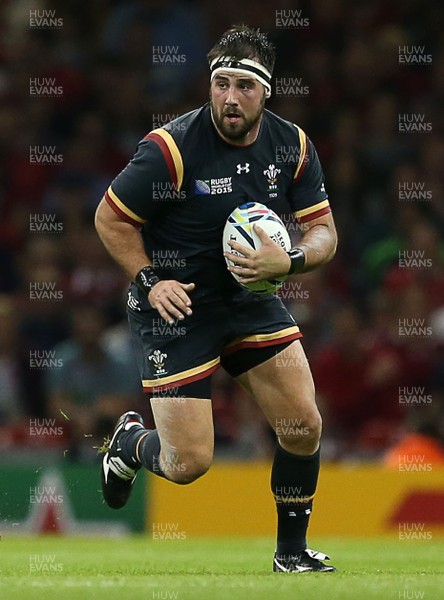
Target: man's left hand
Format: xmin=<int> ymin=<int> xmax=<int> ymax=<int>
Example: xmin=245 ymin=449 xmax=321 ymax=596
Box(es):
xmin=224 ymin=224 xmax=291 ymax=283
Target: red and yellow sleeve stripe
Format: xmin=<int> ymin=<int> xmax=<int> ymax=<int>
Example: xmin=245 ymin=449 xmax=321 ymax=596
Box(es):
xmin=295 ymin=199 xmax=331 ymax=223
xmin=291 ymin=125 xmax=331 ymax=223
xmin=105 ymin=186 xmax=147 ymax=227
xmin=105 ymin=128 xmax=184 ymax=226
xmin=144 ymin=128 xmax=184 ymax=190
xmin=293 ymin=125 xmax=308 ymax=181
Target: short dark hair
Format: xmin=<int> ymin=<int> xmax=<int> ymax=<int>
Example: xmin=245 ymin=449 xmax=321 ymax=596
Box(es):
xmin=207 ymin=24 xmax=276 ymax=74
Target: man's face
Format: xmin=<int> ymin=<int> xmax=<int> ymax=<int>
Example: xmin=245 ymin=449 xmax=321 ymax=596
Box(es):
xmin=210 ymin=72 xmax=266 ymax=145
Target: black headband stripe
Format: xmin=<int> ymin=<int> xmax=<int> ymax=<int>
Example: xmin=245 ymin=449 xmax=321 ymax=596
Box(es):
xmin=211 ymin=60 xmax=272 ymax=85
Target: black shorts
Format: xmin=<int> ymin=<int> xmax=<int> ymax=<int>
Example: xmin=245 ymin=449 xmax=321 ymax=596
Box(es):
xmin=127 ymin=284 xmax=302 ymax=399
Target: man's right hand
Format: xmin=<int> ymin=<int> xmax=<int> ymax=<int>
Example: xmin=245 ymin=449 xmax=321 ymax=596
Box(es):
xmin=148 ymin=281 xmax=195 ymax=324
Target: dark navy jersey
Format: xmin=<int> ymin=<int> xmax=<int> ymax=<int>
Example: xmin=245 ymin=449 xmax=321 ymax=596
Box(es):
xmin=105 ymin=103 xmax=331 ymax=297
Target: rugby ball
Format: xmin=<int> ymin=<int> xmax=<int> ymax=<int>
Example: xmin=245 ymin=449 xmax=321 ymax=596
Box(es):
xmin=223 ymin=202 xmax=291 ymax=294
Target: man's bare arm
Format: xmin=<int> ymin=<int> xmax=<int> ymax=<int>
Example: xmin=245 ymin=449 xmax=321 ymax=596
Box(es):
xmin=225 ymin=211 xmax=337 ymax=282
xmin=95 ymin=197 xmax=151 ymax=279
xmin=95 ymin=197 xmax=194 ymax=323
xmin=293 ymin=211 xmax=338 ymax=272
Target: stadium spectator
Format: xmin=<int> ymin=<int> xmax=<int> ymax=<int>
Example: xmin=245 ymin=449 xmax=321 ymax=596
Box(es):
xmin=311 ymin=304 xmax=403 ymax=455
xmin=0 ymin=296 xmax=28 ymax=422
xmin=384 ymin=397 xmax=444 ymax=466
xmin=46 ymin=305 xmax=135 ymax=459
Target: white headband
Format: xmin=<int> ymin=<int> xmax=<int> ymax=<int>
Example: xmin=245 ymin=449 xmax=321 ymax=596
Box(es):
xmin=210 ymin=56 xmax=272 ymax=98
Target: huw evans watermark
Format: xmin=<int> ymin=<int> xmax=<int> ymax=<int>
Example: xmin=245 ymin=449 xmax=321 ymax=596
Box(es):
xmin=398 ymin=114 xmax=432 ymax=133
xmin=29 ymin=554 xmax=63 ymax=573
xmin=398 ymin=523 xmax=432 ymax=540
xmin=152 ymin=522 xmax=186 ymax=540
xmin=30 ymin=146 xmax=63 ymax=165
xmin=275 ymin=78 xmax=309 ymax=97
xmin=29 ymin=282 xmax=63 ymax=301
xmin=30 ymin=78 xmax=63 ymax=97
xmin=152 ymin=46 xmax=186 ymax=65
xmin=398 ymin=387 xmax=432 ymax=405
xmin=399 ymin=46 xmax=432 ymax=65
xmin=29 ymin=418 xmax=63 ymax=437
xmin=275 ymin=9 xmax=309 ymax=28
xmin=152 ymin=183 xmax=186 ymax=201
xmin=29 ymin=214 xmax=63 ymax=233
xmin=29 ymin=10 xmax=63 ymax=29
xmin=398 ymin=182 xmax=432 ymax=201
xmin=30 ymin=485 xmax=64 ymax=504
xmin=29 ymin=351 xmax=63 ymax=369
xmin=398 ymin=319 xmax=432 ymax=337
xmin=398 ymin=250 xmax=432 ymax=269
xmin=275 ymin=418 xmax=310 ymax=437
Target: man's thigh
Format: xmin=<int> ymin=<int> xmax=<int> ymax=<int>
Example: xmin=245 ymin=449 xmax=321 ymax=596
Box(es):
xmin=150 ymin=395 xmax=214 ymax=478
xmin=235 ymin=340 xmax=321 ymax=452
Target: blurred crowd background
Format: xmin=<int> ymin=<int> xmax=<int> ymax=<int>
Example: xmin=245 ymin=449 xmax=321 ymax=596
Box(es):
xmin=0 ymin=0 xmax=443 ymax=463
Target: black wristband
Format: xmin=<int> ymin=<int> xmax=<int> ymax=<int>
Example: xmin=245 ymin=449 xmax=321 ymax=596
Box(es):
xmin=134 ymin=266 xmax=160 ymax=294
xmin=287 ymin=248 xmax=306 ymax=275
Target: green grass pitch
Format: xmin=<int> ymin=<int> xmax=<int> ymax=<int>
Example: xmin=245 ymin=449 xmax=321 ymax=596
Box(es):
xmin=0 ymin=536 xmax=443 ymax=600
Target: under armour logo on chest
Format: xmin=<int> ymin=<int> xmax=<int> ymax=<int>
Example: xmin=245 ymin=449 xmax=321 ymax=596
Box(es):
xmin=236 ymin=163 xmax=250 ymax=174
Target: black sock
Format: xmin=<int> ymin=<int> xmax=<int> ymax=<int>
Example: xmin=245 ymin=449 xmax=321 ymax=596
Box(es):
xmin=271 ymin=443 xmax=320 ymax=556
xmin=122 ymin=426 xmax=165 ymax=478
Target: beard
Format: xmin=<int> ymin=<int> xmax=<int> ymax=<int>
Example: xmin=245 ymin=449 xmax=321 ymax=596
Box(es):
xmin=210 ymin=94 xmax=266 ymax=141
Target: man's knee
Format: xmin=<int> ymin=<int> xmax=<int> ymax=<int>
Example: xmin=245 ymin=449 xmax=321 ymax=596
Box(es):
xmin=277 ymin=410 xmax=322 ymax=454
xmin=160 ymin=446 xmax=213 ymax=484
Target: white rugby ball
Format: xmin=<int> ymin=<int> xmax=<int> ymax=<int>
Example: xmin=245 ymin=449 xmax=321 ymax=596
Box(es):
xmin=223 ymin=202 xmax=291 ymax=295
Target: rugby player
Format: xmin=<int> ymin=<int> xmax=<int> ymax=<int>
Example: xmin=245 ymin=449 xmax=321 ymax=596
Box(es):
xmin=95 ymin=24 xmax=337 ymax=573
